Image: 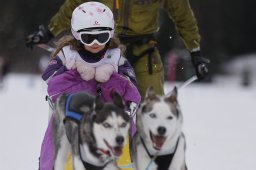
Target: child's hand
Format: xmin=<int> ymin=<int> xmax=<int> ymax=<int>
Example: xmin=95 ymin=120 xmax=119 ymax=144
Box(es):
xmin=95 ymin=64 xmax=115 ymax=83
xmin=76 ymin=60 xmax=95 ymax=81
xmin=125 ymin=102 xmax=138 ymax=118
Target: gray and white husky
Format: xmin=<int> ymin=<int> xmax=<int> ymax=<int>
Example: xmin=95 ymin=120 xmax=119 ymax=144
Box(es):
xmin=133 ymin=86 xmax=187 ymax=170
xmin=53 ymin=91 xmax=130 ymax=170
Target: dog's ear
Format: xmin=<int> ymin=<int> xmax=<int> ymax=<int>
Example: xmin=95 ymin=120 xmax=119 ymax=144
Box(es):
xmin=55 ymin=93 xmax=69 ymax=112
xmin=165 ymin=86 xmax=178 ymax=103
xmin=145 ymin=86 xmax=158 ymax=102
xmin=80 ymin=114 xmax=96 ymax=145
xmin=57 ymin=93 xmax=69 ymax=104
xmin=94 ymin=94 xmax=104 ymax=111
xmin=112 ymin=91 xmax=124 ymax=108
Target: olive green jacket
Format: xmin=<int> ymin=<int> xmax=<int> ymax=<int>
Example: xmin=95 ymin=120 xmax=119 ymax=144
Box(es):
xmin=48 ymin=0 xmax=201 ymax=51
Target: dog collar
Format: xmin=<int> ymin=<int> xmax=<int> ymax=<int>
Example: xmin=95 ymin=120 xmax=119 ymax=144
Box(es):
xmin=82 ymin=161 xmax=107 ymax=170
xmin=79 ymin=144 xmax=109 ymax=170
xmin=65 ymin=94 xmax=83 ymax=122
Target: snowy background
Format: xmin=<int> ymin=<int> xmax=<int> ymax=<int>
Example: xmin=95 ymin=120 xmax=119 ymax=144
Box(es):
xmin=0 ymin=62 xmax=256 ymax=170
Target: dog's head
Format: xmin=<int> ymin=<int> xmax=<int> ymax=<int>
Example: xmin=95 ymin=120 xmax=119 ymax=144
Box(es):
xmin=137 ymin=86 xmax=182 ymax=151
xmin=81 ymin=91 xmax=130 ymax=158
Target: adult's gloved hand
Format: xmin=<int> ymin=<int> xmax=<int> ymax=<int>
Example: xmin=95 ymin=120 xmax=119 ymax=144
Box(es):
xmin=25 ymin=25 xmax=53 ymax=49
xmin=191 ymin=51 xmax=210 ymax=80
xmin=95 ymin=64 xmax=116 ymax=83
xmin=75 ymin=59 xmax=96 ymax=81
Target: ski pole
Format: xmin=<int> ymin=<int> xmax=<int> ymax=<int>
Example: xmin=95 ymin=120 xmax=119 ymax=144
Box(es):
xmin=36 ymin=44 xmax=55 ymax=53
xmin=178 ymin=75 xmax=197 ymax=90
xmin=166 ymin=75 xmax=197 ymax=96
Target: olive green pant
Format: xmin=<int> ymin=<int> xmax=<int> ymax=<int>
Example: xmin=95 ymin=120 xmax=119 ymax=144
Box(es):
xmin=129 ymin=43 xmax=164 ymax=98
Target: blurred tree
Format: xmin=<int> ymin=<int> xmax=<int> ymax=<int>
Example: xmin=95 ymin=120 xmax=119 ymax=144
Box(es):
xmin=157 ymin=0 xmax=256 ymax=79
xmin=0 ymin=0 xmax=63 ymax=72
xmin=190 ymin=0 xmax=256 ymax=73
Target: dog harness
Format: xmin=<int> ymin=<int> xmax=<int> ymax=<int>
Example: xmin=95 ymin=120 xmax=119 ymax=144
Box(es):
xmin=140 ymin=137 xmax=180 ymax=170
xmin=64 ymin=94 xmax=83 ymax=122
xmin=81 ymin=159 xmax=107 ymax=170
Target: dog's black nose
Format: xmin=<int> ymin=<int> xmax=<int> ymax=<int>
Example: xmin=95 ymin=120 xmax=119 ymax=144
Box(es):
xmin=116 ymin=136 xmax=124 ymax=145
xmin=157 ymin=126 xmax=166 ymax=135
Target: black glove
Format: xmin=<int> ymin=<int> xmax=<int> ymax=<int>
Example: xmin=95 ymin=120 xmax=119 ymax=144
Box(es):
xmin=25 ymin=25 xmax=53 ymax=49
xmin=191 ymin=51 xmax=210 ymax=80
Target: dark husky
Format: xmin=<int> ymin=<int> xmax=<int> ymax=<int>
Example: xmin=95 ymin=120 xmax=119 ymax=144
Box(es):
xmin=133 ymin=86 xmax=187 ymax=170
xmin=53 ymin=91 xmax=130 ymax=170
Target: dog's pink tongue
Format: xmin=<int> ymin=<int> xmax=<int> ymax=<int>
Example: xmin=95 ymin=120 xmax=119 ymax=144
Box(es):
xmin=153 ymin=136 xmax=166 ymax=150
xmin=113 ymin=147 xmax=123 ymax=157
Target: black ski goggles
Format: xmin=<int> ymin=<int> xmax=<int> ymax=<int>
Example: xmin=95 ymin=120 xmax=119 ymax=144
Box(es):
xmin=78 ymin=30 xmax=111 ymax=46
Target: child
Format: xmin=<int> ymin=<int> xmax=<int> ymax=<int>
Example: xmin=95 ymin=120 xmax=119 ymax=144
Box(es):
xmin=43 ymin=2 xmax=141 ymax=114
xmin=39 ymin=2 xmax=140 ymax=170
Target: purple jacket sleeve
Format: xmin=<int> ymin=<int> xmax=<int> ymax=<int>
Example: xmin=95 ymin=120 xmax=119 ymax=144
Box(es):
xmin=118 ymin=59 xmax=138 ymax=87
xmin=42 ymin=56 xmax=67 ymax=81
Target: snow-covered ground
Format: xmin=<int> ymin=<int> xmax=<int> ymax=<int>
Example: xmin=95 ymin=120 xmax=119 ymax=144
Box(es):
xmin=0 ymin=73 xmax=256 ymax=170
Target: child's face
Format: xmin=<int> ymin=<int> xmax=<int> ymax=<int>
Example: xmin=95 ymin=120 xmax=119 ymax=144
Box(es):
xmin=84 ymin=43 xmax=106 ymax=53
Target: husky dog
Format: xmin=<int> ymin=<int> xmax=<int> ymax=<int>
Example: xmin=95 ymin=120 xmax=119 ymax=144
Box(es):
xmin=133 ymin=86 xmax=187 ymax=170
xmin=53 ymin=91 xmax=130 ymax=170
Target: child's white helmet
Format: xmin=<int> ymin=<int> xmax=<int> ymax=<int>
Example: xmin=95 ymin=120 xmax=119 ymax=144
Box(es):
xmin=71 ymin=2 xmax=115 ymax=40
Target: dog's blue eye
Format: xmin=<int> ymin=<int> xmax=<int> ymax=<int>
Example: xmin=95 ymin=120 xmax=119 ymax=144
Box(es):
xmin=120 ymin=122 xmax=127 ymax=128
xmin=149 ymin=113 xmax=156 ymax=118
xmin=103 ymin=123 xmax=112 ymax=128
xmin=167 ymin=116 xmax=173 ymax=120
